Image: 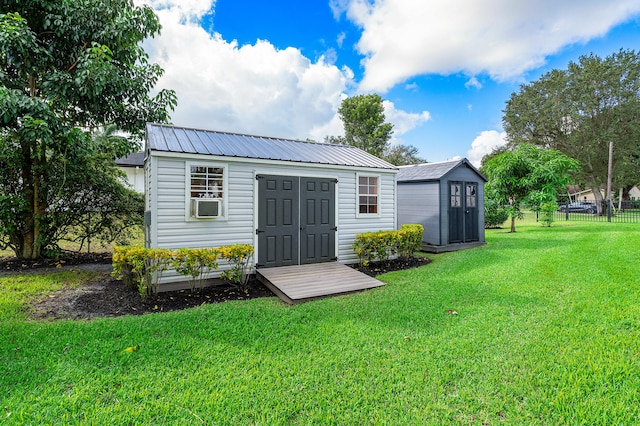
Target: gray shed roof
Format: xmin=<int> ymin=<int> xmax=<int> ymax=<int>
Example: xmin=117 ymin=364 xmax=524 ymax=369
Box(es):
xmin=115 ymin=152 xmax=144 ymax=167
xmin=146 ymin=123 xmax=397 ymax=170
xmin=396 ymin=159 xmax=487 ymax=182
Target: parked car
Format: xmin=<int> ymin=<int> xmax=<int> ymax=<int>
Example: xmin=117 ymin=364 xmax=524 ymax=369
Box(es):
xmin=558 ymin=201 xmax=597 ymax=214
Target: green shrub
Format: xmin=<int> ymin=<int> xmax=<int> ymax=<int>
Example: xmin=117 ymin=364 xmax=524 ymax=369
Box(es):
xmin=112 ymin=246 xmax=174 ymax=297
xmin=216 ymin=244 xmax=254 ymax=289
xmin=172 ymin=247 xmax=219 ymax=292
xmin=396 ymin=224 xmax=424 ymax=259
xmin=537 ymin=202 xmax=558 ymax=227
xmin=353 ymin=224 xmax=423 ymax=266
xmin=112 ymin=244 xmax=254 ymax=298
xmin=484 ymin=200 xmax=509 ymax=229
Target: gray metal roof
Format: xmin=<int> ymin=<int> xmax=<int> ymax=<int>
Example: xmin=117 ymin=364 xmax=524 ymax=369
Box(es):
xmin=396 ymin=159 xmax=487 ymax=182
xmin=116 ymin=152 xmax=144 ymax=167
xmin=146 ymin=123 xmax=397 ymax=170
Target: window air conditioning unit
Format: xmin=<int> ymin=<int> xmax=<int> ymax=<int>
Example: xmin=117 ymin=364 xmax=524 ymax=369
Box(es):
xmin=192 ymin=199 xmax=221 ymax=218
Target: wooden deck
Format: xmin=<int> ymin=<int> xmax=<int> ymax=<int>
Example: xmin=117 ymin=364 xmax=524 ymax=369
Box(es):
xmin=256 ymin=262 xmax=385 ymax=304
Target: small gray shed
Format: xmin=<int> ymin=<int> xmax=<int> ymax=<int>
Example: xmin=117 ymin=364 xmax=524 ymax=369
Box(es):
xmin=144 ymin=123 xmax=398 ymax=290
xmin=396 ymin=159 xmax=487 ymax=253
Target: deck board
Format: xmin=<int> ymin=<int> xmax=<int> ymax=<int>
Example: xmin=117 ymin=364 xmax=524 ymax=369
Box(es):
xmin=256 ymin=262 xmax=385 ymax=304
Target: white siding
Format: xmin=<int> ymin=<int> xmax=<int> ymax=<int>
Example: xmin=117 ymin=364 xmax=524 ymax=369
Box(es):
xmin=337 ymin=171 xmax=396 ymax=264
xmin=119 ymin=167 xmax=145 ymax=193
xmin=148 ymin=152 xmax=397 ymax=285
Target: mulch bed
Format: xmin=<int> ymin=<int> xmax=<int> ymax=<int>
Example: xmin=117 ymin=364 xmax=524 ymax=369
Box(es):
xmin=0 ymin=253 xmax=431 ymax=320
xmin=0 ymin=251 xmax=113 ymax=273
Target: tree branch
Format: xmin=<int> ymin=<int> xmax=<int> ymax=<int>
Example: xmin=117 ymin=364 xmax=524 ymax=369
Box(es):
xmin=66 ymin=41 xmax=89 ymax=73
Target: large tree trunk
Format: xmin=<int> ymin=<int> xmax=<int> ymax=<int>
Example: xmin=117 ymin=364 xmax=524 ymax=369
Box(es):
xmin=18 ymin=141 xmax=45 ymax=259
xmin=510 ymin=215 xmax=516 ymax=233
xmin=590 ymin=186 xmax=604 ymax=215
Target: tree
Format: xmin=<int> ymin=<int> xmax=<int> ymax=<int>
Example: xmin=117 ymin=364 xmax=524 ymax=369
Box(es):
xmin=0 ymin=1 xmax=177 ymax=258
xmin=482 ymin=143 xmax=578 ymax=232
xmin=337 ymin=94 xmax=393 ymax=157
xmin=328 ymin=94 xmax=425 ymax=165
xmin=503 ymin=49 xmax=640 ymax=205
xmin=383 ymin=144 xmax=425 ymax=166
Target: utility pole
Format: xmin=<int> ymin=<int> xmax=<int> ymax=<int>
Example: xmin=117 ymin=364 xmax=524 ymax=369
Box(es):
xmin=606 ymin=141 xmax=613 ymax=201
xmin=606 ymin=141 xmax=613 ymax=221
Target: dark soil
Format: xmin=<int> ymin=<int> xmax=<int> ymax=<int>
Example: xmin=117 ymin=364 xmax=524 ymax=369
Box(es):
xmin=351 ymin=256 xmax=431 ymax=277
xmin=0 ymin=251 xmax=113 ymax=273
xmin=0 ymin=253 xmax=431 ymax=320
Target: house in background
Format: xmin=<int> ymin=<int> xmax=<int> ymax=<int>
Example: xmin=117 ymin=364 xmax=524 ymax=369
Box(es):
xmin=115 ymin=152 xmax=145 ymax=193
xmin=567 ymin=185 xmax=601 ymax=202
xmin=628 ymin=185 xmax=640 ymax=200
xmin=396 ymin=159 xmax=487 ymax=253
xmin=144 ymin=123 xmax=398 ymax=291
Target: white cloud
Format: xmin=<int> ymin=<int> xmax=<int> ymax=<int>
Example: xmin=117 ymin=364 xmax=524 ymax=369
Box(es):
xmin=139 ymin=0 xmax=432 ymax=143
xmin=382 ymin=100 xmax=430 ymax=136
xmin=404 ymin=82 xmax=418 ymax=92
xmin=140 ymin=0 xmax=214 ymax=22
xmin=467 ymin=130 xmax=507 ymax=167
xmin=329 ymin=0 xmax=350 ymax=20
xmin=465 ymin=77 xmax=482 ymax=90
xmin=142 ymin=1 xmax=352 ymax=140
xmin=341 ymin=0 xmax=640 ymax=92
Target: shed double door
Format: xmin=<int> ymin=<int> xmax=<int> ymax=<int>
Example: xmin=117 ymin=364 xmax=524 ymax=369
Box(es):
xmin=257 ymin=175 xmax=336 ymax=268
xmin=448 ymin=181 xmax=479 ymax=243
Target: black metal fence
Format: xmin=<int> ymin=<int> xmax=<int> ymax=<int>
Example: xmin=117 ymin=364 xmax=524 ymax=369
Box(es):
xmin=552 ymin=200 xmax=640 ymax=224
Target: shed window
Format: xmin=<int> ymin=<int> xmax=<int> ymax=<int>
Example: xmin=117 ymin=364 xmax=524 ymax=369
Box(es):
xmin=186 ymin=164 xmax=226 ymax=219
xmin=451 ymin=183 xmax=461 ymax=207
xmin=191 ymin=166 xmax=224 ymax=199
xmin=358 ymin=175 xmax=379 ymax=214
xmin=466 ymin=184 xmax=477 ymax=208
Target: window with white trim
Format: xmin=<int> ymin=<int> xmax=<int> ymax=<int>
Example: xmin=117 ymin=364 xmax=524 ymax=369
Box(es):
xmin=187 ymin=164 xmax=226 ymax=219
xmin=357 ymin=175 xmax=379 ymax=215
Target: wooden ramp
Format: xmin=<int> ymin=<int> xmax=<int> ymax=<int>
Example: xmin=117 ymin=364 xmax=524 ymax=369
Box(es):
xmin=256 ymin=262 xmax=385 ymax=304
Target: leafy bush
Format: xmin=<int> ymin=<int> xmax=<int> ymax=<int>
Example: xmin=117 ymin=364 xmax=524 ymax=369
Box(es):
xmin=112 ymin=246 xmax=146 ymax=291
xmin=395 ymin=224 xmax=424 ymax=259
xmin=537 ymin=202 xmax=558 ymax=227
xmin=112 ymin=244 xmax=254 ymax=298
xmin=217 ymin=244 xmax=254 ymax=289
xmin=172 ymin=248 xmax=219 ymax=292
xmin=353 ymin=224 xmax=423 ymax=266
xmin=484 ymin=200 xmax=509 ymax=229
xmin=112 ymin=246 xmax=173 ymax=297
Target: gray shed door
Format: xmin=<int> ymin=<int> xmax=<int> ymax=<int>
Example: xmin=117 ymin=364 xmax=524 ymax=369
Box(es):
xmin=448 ymin=181 xmax=479 ymax=243
xmin=257 ymin=175 xmax=336 ymax=268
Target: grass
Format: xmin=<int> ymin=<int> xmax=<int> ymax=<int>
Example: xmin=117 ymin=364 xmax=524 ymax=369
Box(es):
xmin=0 ymin=270 xmax=99 ymax=321
xmin=1 ymin=218 xmax=640 ymax=424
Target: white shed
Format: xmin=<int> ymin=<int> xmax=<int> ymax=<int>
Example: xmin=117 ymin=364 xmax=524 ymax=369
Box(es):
xmin=144 ymin=123 xmax=398 ymax=289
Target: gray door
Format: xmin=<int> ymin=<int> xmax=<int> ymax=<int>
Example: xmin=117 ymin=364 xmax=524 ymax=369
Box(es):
xmin=257 ymin=175 xmax=299 ymax=268
xmin=449 ymin=181 xmax=464 ymax=243
xmin=257 ymin=175 xmax=336 ymax=268
xmin=464 ymin=182 xmax=479 ymax=242
xmin=448 ymin=181 xmax=479 ymax=243
xmin=300 ymin=177 xmax=336 ymax=264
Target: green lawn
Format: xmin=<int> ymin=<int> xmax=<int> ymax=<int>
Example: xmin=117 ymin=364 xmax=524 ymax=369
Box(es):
xmin=2 ymin=219 xmax=639 ymax=424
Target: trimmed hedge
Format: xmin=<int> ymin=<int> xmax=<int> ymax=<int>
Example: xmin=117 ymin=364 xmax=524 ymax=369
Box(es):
xmin=112 ymin=244 xmax=254 ymax=298
xmin=353 ymin=224 xmax=423 ymax=266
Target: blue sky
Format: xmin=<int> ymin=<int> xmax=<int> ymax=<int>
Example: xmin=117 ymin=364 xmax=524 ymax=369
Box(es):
xmin=141 ymin=0 xmax=640 ymax=165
